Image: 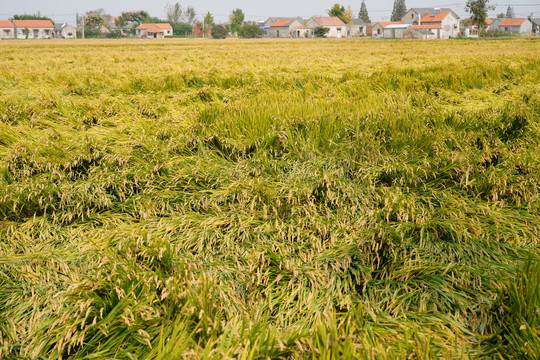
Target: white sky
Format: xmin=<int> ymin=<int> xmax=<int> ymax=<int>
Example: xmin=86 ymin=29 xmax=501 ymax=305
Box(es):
xmin=1 ymin=0 xmax=538 ymax=25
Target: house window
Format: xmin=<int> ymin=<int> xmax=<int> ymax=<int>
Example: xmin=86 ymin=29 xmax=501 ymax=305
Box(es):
xmin=34 ymin=29 xmax=39 ymax=37
xmin=377 ymin=28 xmax=381 ymax=35
xmin=411 ymin=14 xmax=414 ymax=18
xmin=3 ymin=29 xmax=10 ymax=35
xmin=277 ymin=30 xmax=280 ymax=37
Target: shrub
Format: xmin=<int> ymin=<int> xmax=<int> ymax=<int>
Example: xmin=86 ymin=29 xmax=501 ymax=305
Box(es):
xmin=238 ymin=24 xmax=263 ymax=38
xmin=314 ymin=26 xmax=330 ymax=38
xmin=211 ymin=25 xmax=227 ymax=39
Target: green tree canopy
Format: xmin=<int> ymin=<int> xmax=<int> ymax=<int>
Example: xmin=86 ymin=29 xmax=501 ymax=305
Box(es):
xmin=328 ymin=4 xmax=347 ymax=23
xmin=211 ymin=24 xmax=227 ymax=39
xmin=204 ymin=12 xmax=215 ymax=28
xmin=238 ymin=23 xmax=263 ymax=38
xmin=391 ymin=0 xmax=407 ymax=22
xmin=465 ymin=0 xmax=494 ymax=28
xmin=359 ymin=0 xmax=371 ymax=24
xmin=229 ymin=9 xmax=245 ymax=34
xmin=11 ymin=13 xmax=53 ymax=22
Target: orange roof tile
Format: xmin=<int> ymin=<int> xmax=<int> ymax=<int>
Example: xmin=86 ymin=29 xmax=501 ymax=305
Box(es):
xmin=271 ymin=19 xmax=292 ymax=27
xmin=136 ymin=23 xmax=172 ymax=30
xmin=377 ymin=21 xmax=402 ymax=28
xmin=420 ymin=12 xmax=449 ymax=23
xmin=485 ymin=18 xmax=494 ymax=25
xmin=146 ymin=25 xmax=164 ymax=33
xmin=0 ymin=20 xmax=14 ymax=28
xmin=499 ymin=18 xmax=526 ymax=26
xmin=412 ymin=24 xmax=441 ymax=29
xmin=312 ymin=17 xmax=346 ymax=27
xmin=12 ymin=20 xmax=54 ymax=28
xmin=296 ymin=26 xmax=308 ymax=29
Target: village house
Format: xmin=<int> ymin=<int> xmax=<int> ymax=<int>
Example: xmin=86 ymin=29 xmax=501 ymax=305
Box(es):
xmin=381 ymin=23 xmax=440 ymax=39
xmin=349 ymin=19 xmax=367 ymax=37
xmin=371 ymin=21 xmax=402 ymax=38
xmin=267 ymin=18 xmax=306 ymax=38
xmin=498 ymin=18 xmax=533 ymax=35
xmin=54 ymin=23 xmax=76 ymax=39
xmin=136 ymin=23 xmax=173 ymax=38
xmin=306 ymin=17 xmax=347 ymax=38
xmin=415 ymin=9 xmax=459 ymax=39
xmin=0 ymin=20 xmax=15 ymax=39
xmin=400 ymin=8 xmax=459 ymax=38
xmin=13 ymin=20 xmax=54 ymax=39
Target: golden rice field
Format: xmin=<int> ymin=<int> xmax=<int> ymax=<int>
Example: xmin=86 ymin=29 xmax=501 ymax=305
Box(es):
xmin=0 ymin=38 xmax=539 ymax=359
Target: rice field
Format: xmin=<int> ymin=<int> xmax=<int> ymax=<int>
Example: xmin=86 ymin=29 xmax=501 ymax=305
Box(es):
xmin=0 ymin=38 xmax=539 ymax=359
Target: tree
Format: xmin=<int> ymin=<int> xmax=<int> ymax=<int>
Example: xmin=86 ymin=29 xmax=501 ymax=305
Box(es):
xmin=11 ymin=13 xmax=53 ymax=22
xmin=118 ymin=11 xmax=150 ymax=26
xmin=497 ymin=13 xmax=505 ymax=19
xmin=506 ymin=5 xmax=515 ymax=18
xmin=166 ymin=2 xmax=183 ymax=23
xmin=85 ymin=14 xmax=105 ymax=30
xmin=204 ymin=12 xmax=215 ymax=28
xmin=171 ymin=22 xmax=192 ymax=36
xmin=328 ymin=4 xmax=346 ymax=23
xmin=229 ymin=9 xmax=245 ymax=34
xmin=359 ymin=0 xmax=371 ymax=24
xmin=465 ymin=0 xmax=494 ymax=28
xmin=238 ymin=23 xmax=263 ymax=38
xmin=391 ymin=0 xmax=407 ymax=22
xmin=314 ymin=26 xmax=330 ymax=37
xmin=184 ymin=6 xmax=197 ymax=25
xmin=211 ymin=25 xmax=227 ymax=39
xmin=343 ymin=6 xmax=353 ymax=25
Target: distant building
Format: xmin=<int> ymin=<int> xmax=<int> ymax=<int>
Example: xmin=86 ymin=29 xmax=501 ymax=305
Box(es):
xmin=498 ymin=19 xmax=533 ymax=35
xmin=401 ymin=8 xmax=459 ymax=39
xmin=306 ymin=17 xmax=347 ymax=38
xmin=135 ymin=23 xmax=173 ymax=38
xmin=371 ymin=21 xmax=402 ymax=38
xmin=267 ymin=18 xmax=306 ymax=38
xmin=54 ymin=23 xmax=76 ymax=39
xmin=13 ymin=20 xmax=54 ymax=39
xmin=349 ymin=19 xmax=367 ymax=37
xmin=0 ymin=20 xmax=15 ymax=39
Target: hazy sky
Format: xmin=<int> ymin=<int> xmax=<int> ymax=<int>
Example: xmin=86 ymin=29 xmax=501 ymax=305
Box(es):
xmin=1 ymin=0 xmax=538 ymax=25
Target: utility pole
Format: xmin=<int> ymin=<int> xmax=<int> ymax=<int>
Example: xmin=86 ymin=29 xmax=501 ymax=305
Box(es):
xmin=82 ymin=15 xmax=85 ymax=39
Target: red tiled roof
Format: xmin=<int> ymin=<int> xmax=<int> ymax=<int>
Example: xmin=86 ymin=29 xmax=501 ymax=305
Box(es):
xmin=485 ymin=18 xmax=494 ymax=25
xmin=312 ymin=17 xmax=346 ymax=27
xmin=110 ymin=17 xmax=119 ymax=22
xmin=0 ymin=20 xmax=15 ymax=27
xmin=296 ymin=26 xmax=308 ymax=29
xmin=146 ymin=25 xmax=164 ymax=33
xmin=136 ymin=23 xmax=172 ymax=30
xmin=271 ymin=19 xmax=292 ymax=27
xmin=377 ymin=21 xmax=402 ymax=28
xmin=412 ymin=24 xmax=441 ymax=29
xmin=499 ymin=18 xmax=526 ymax=26
xmin=12 ymin=20 xmax=54 ymax=28
xmin=420 ymin=12 xmax=449 ymax=23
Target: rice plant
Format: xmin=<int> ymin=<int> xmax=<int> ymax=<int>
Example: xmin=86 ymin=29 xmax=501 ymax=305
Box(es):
xmin=0 ymin=38 xmax=539 ymax=359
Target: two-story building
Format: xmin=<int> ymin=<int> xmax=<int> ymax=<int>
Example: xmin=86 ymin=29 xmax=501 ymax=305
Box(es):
xmin=401 ymin=8 xmax=459 ymax=39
